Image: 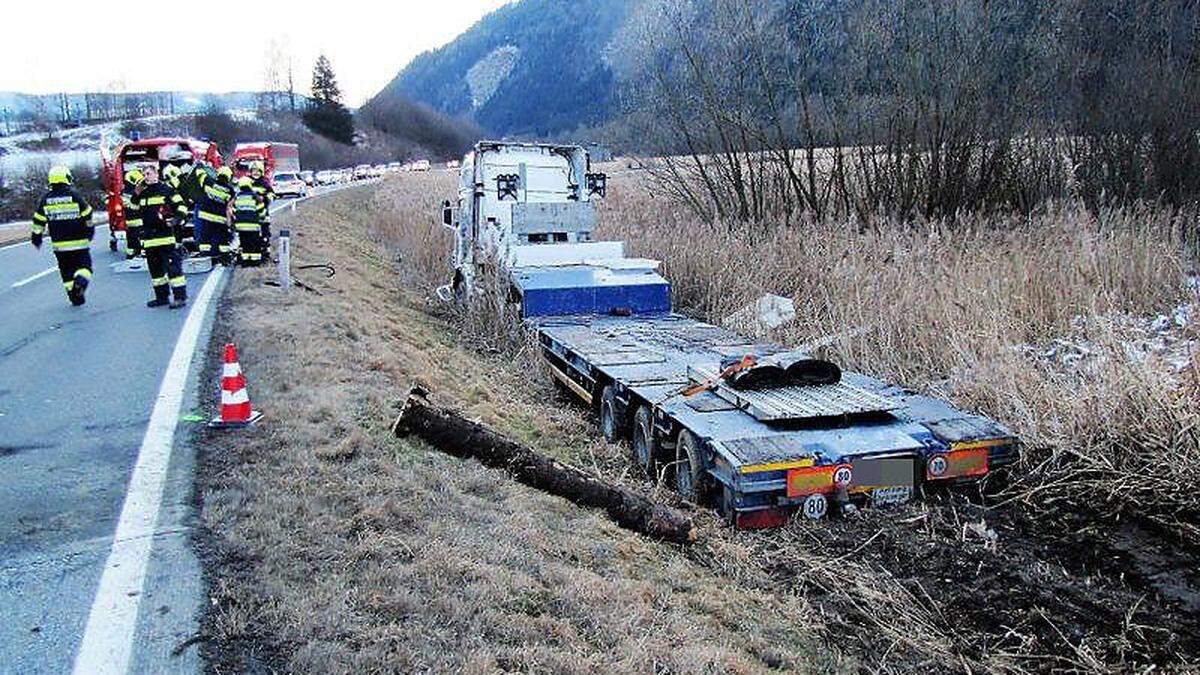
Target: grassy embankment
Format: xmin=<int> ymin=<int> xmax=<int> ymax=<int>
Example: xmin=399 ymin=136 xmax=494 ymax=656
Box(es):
xmin=196 ymin=172 xmax=1200 ymax=673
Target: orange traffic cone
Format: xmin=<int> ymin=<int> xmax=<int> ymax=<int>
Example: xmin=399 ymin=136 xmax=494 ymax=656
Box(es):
xmin=209 ymin=343 xmax=263 ymax=428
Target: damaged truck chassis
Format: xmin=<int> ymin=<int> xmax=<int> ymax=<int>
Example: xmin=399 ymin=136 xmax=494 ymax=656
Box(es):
xmin=442 ymin=141 xmax=1019 ymax=529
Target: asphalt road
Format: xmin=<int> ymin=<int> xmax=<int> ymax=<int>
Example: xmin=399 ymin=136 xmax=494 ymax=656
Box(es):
xmin=0 ymin=185 xmax=359 ymax=673
xmin=0 ymin=221 xmax=212 ymax=673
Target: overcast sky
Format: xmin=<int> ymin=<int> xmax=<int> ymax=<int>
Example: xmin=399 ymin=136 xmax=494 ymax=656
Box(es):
xmin=0 ymin=0 xmax=511 ymax=105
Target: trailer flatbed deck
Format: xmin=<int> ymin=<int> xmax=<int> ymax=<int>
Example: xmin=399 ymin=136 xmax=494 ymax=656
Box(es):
xmin=534 ymin=313 xmax=1018 ymax=527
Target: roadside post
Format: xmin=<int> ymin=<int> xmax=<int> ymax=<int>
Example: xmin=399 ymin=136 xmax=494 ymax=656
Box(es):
xmin=278 ymin=228 xmax=291 ymax=292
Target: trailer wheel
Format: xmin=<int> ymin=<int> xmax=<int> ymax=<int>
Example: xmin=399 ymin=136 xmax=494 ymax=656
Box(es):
xmin=109 ymin=238 xmax=117 ymax=252
xmin=599 ymin=385 xmax=623 ymax=443
xmin=631 ymin=405 xmax=657 ymax=477
xmin=674 ymin=429 xmax=708 ymax=503
xmin=719 ymin=485 xmax=737 ymax=525
xmin=452 ymin=273 xmax=468 ymax=304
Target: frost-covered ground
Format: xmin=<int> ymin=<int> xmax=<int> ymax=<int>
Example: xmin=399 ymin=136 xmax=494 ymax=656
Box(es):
xmin=0 ymin=110 xmax=257 ymax=176
xmin=1018 ymin=277 xmax=1199 ymax=378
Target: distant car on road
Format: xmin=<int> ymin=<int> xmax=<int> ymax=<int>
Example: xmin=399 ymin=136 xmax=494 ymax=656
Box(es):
xmin=300 ymin=170 xmax=314 ymax=186
xmin=353 ymin=164 xmax=371 ymax=180
xmin=315 ymin=170 xmax=335 ymax=185
xmin=411 ymin=159 xmax=431 ymax=172
xmin=273 ymin=171 xmax=308 ymax=198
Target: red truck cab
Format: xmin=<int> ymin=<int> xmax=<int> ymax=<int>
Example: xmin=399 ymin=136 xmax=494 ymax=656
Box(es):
xmin=231 ymin=142 xmax=300 ymax=180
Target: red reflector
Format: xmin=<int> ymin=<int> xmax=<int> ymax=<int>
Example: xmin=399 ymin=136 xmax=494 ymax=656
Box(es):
xmin=735 ymin=508 xmax=788 ymax=530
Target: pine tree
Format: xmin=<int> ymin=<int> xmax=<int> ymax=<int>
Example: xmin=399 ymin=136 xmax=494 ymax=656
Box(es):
xmin=304 ymin=54 xmax=355 ymax=144
xmin=311 ymin=55 xmax=342 ymax=104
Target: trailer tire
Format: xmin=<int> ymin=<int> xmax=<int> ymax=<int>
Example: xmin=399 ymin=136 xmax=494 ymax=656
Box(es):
xmin=452 ymin=273 xmax=468 ymax=304
xmin=599 ymin=385 xmax=623 ymax=443
xmin=674 ymin=429 xmax=708 ymax=503
xmin=109 ymin=238 xmax=117 ymax=252
xmin=631 ymin=405 xmax=657 ymax=477
xmin=719 ymin=485 xmax=737 ymax=525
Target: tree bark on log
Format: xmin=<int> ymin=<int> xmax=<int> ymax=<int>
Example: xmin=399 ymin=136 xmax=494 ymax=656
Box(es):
xmin=391 ymin=386 xmax=697 ymax=544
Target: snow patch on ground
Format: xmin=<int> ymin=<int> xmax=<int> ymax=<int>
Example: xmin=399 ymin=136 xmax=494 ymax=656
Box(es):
xmin=1018 ymin=277 xmax=1199 ymax=378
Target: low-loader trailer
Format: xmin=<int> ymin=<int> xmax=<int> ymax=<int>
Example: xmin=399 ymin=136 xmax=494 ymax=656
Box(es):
xmin=442 ymin=141 xmax=1018 ymax=528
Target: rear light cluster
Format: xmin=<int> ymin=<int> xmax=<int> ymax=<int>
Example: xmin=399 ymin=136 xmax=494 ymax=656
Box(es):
xmin=785 ymin=464 xmax=852 ymax=498
xmin=924 ymin=446 xmax=989 ymax=480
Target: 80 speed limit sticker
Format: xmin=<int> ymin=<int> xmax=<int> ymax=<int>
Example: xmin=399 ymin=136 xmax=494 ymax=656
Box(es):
xmin=832 ymin=465 xmax=853 ymax=486
xmin=802 ymin=493 xmax=828 ymax=520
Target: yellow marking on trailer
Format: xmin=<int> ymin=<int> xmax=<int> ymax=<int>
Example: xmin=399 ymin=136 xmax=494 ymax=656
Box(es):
xmin=547 ymin=362 xmax=592 ymax=405
xmin=741 ymin=458 xmax=815 ymax=474
xmin=950 ymin=438 xmax=1011 ymax=451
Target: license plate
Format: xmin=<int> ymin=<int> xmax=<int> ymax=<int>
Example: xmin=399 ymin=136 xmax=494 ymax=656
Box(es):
xmin=871 ymin=486 xmax=914 ymax=507
xmin=850 ymin=456 xmax=916 ymax=490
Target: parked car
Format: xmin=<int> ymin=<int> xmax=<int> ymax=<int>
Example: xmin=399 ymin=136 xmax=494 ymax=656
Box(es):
xmin=300 ymin=170 xmax=315 ymax=186
xmin=353 ymin=164 xmax=372 ymax=180
xmin=273 ymin=171 xmax=308 ymax=198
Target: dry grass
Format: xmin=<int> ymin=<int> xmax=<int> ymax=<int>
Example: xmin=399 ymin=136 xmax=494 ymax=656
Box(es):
xmin=196 ymin=181 xmax=826 ymax=674
xmin=361 ymin=168 xmax=1200 ymax=671
xmin=199 ymin=173 xmax=1200 ymax=674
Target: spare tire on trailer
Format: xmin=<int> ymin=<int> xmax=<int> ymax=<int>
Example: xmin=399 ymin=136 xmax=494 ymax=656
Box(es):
xmin=674 ymin=429 xmax=708 ymax=503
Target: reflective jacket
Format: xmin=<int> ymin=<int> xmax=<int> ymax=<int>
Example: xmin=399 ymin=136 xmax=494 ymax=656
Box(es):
xmin=232 ymin=187 xmax=265 ymax=231
xmin=121 ymin=184 xmax=142 ymax=229
xmin=196 ymin=172 xmax=235 ymax=225
xmin=31 ymin=185 xmax=94 ymax=251
xmin=132 ymin=182 xmax=188 ymax=248
xmin=251 ymin=176 xmax=274 ymax=208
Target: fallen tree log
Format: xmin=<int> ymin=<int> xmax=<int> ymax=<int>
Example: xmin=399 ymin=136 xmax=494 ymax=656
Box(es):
xmin=391 ymin=386 xmax=697 ymax=544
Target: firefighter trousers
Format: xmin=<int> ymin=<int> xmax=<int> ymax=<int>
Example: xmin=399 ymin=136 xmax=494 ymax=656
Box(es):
xmin=237 ymin=228 xmax=265 ymax=266
xmin=145 ymin=244 xmax=187 ymax=301
xmin=196 ymin=217 xmax=233 ymax=257
xmin=54 ymin=249 xmax=93 ymax=303
xmin=125 ymin=225 xmax=143 ymax=258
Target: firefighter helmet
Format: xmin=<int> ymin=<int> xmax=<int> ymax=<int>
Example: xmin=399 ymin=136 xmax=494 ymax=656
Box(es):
xmin=250 ymin=162 xmax=264 ymax=177
xmin=48 ymin=165 xmax=72 ymax=185
xmin=125 ymin=169 xmax=145 ymax=186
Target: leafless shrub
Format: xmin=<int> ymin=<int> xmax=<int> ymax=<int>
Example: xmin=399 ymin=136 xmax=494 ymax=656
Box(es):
xmin=618 ymin=0 xmax=1200 ymax=222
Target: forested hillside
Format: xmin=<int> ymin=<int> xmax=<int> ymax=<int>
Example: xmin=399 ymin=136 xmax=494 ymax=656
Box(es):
xmin=365 ymin=0 xmax=638 ymax=137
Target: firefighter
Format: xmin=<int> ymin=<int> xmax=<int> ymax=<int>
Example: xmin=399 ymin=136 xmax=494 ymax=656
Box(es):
xmin=122 ymin=169 xmax=145 ymax=259
xmin=187 ymin=163 xmax=214 ymax=252
xmin=249 ymin=161 xmax=274 ymax=257
xmin=195 ymin=166 xmax=236 ymax=263
xmin=132 ymin=166 xmax=190 ymax=308
xmin=161 ymin=164 xmax=195 ymax=251
xmin=232 ymin=176 xmax=267 ymax=266
xmin=30 ymin=166 xmax=94 ymax=306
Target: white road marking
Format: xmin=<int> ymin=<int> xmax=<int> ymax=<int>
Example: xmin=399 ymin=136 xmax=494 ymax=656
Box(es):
xmin=67 ymin=182 xmax=359 ymax=672
xmin=71 ymin=266 xmax=226 ymax=675
xmin=11 ymin=266 xmax=58 ymax=288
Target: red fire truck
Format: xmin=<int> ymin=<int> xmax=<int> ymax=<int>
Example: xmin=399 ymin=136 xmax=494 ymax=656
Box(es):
xmin=100 ymin=137 xmax=222 ymax=250
xmin=231 ymin=142 xmax=300 ymax=179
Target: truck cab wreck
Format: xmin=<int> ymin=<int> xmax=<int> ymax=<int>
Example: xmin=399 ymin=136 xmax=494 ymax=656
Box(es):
xmin=444 ymin=141 xmax=1018 ymax=528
